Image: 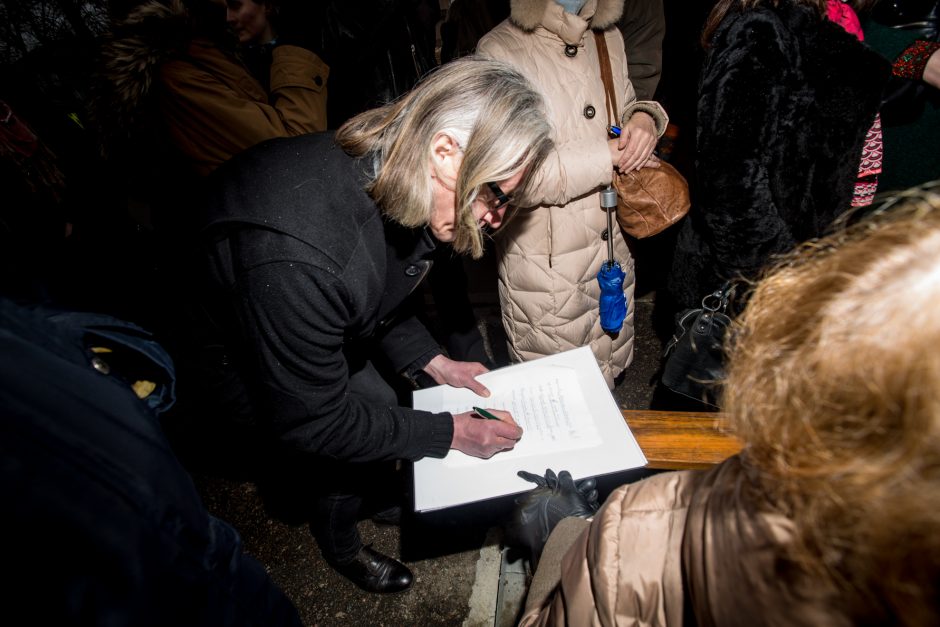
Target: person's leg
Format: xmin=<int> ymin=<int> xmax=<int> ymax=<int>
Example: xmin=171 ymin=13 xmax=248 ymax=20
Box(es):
xmin=343 ymin=362 xmax=406 ymax=522
xmin=309 ymin=457 xmax=401 ymax=556
xmin=309 ymin=359 xmax=413 ymax=592
xmin=310 ymin=488 xmax=365 ymax=564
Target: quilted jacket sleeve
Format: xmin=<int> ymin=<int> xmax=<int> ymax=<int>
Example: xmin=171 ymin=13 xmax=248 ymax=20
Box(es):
xmin=520 ymin=135 xmax=617 ymax=208
xmin=475 ymin=31 xmax=608 ymax=208
xmin=479 ymin=26 xmax=663 ymax=208
xmin=527 ymin=30 xmax=668 ymax=208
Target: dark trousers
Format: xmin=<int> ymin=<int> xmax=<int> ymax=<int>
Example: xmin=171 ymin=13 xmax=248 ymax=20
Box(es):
xmin=309 ymin=360 xmax=401 ymax=564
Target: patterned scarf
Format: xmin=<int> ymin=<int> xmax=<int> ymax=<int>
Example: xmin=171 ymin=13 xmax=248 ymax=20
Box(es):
xmin=826 ymin=0 xmax=882 ymax=207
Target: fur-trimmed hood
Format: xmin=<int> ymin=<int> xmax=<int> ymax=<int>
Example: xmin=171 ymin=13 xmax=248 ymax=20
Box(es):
xmin=97 ymin=0 xmax=191 ymax=118
xmin=93 ymin=0 xmax=203 ymax=156
xmin=509 ymin=0 xmax=625 ymax=31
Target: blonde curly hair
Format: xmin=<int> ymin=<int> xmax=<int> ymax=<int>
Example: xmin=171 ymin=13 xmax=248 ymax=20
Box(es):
xmin=723 ymin=181 xmax=940 ymax=624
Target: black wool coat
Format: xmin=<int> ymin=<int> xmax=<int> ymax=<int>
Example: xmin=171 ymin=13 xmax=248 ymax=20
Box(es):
xmin=668 ymin=1 xmax=890 ymax=310
xmin=202 ymin=133 xmax=453 ymax=463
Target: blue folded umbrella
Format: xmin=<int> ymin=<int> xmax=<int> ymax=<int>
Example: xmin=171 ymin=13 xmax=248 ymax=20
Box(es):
xmin=597 ymin=261 xmax=626 ymax=333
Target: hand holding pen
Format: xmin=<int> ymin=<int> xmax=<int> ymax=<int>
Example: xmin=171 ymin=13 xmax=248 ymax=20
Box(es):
xmin=473 ymin=406 xmax=504 ymax=421
xmin=450 ymin=406 xmax=522 ymax=459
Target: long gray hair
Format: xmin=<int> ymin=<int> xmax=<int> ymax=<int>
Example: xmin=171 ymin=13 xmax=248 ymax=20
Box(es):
xmin=335 ymin=56 xmax=553 ymax=258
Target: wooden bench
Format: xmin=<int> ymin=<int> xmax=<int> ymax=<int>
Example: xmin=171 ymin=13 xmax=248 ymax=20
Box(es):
xmin=622 ymin=410 xmax=743 ymax=470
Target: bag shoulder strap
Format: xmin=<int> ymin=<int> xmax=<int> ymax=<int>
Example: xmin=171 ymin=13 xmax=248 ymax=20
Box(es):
xmin=593 ymin=30 xmax=617 ymax=129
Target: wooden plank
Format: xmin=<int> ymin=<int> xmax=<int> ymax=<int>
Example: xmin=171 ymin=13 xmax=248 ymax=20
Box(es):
xmin=623 ymin=410 xmax=743 ymax=470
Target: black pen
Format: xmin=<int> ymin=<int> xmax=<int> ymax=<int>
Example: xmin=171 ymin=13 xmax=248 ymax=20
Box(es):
xmin=472 ymin=406 xmax=502 ymax=421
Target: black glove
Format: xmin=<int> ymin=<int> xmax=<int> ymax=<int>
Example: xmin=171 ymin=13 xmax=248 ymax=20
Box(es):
xmin=504 ymin=469 xmax=600 ymax=568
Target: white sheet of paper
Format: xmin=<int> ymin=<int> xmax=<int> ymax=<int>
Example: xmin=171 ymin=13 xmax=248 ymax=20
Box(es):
xmin=438 ymin=365 xmax=601 ymax=468
xmin=412 ymin=346 xmax=647 ymax=511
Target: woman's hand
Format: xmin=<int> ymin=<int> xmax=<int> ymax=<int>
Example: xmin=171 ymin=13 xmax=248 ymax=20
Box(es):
xmin=611 ymin=111 xmax=658 ymax=173
xmin=924 ymin=47 xmax=940 ymax=89
xmin=423 ymin=354 xmax=490 ymax=397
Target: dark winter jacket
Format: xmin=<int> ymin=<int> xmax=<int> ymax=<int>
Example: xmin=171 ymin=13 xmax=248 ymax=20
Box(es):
xmin=617 ymin=0 xmax=666 ymax=101
xmin=0 ymin=298 xmax=301 ymax=626
xmin=201 ymin=133 xmax=454 ymax=463
xmin=99 ymin=0 xmax=328 ymax=177
xmin=158 ymin=39 xmax=328 ymax=177
xmin=668 ymin=0 xmax=890 ymax=310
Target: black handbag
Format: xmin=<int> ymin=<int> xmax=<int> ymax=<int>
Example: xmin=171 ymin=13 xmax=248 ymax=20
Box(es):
xmin=661 ymin=284 xmax=734 ymax=407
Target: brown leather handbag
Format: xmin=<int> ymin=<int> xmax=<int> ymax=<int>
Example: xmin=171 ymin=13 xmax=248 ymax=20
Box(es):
xmin=594 ymin=31 xmax=690 ymax=239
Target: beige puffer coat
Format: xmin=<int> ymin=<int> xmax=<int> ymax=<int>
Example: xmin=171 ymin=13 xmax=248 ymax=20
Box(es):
xmin=477 ymin=0 xmax=667 ymax=387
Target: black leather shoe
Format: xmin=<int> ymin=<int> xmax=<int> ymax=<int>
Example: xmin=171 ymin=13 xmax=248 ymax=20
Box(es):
xmin=331 ymin=545 xmax=413 ymax=594
xmin=370 ymin=505 xmax=402 ymax=526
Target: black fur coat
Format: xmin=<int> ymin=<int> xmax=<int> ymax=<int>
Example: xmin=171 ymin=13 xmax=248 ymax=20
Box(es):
xmin=668 ymin=1 xmax=890 ymax=310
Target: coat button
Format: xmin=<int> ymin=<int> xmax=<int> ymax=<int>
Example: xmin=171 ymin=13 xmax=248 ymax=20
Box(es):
xmin=404 ymin=264 xmax=421 ymax=277
xmin=601 ymin=228 xmax=609 ymax=241
xmin=91 ymin=356 xmax=111 ymax=375
xmin=584 ymin=105 xmax=595 ymax=119
xmin=564 ymin=44 xmax=578 ymax=57
xmin=314 ymin=75 xmax=323 ymax=87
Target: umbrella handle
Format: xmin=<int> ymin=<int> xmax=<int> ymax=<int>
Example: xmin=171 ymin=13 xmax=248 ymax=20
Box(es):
xmin=600 ymin=186 xmax=617 ymax=264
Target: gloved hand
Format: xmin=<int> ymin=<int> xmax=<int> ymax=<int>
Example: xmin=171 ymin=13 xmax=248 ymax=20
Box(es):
xmin=504 ymin=469 xmax=600 ymax=568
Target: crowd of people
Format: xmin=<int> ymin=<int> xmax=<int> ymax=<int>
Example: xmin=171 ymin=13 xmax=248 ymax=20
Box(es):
xmin=2 ymin=0 xmax=940 ymax=624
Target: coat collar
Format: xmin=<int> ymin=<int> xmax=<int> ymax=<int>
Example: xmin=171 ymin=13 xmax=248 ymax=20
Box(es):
xmin=509 ymin=0 xmax=624 ymax=32
xmin=541 ymin=0 xmax=592 ymax=44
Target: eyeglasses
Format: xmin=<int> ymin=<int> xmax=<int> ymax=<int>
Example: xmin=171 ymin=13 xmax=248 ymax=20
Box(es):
xmin=485 ymin=181 xmax=512 ymax=211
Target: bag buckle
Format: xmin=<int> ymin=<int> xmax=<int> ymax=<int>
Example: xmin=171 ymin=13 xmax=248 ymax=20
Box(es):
xmin=700 ymin=283 xmax=733 ymax=313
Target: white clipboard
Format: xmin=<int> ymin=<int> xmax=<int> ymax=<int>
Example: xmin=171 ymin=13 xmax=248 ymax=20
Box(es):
xmin=412 ymin=346 xmax=647 ymax=511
